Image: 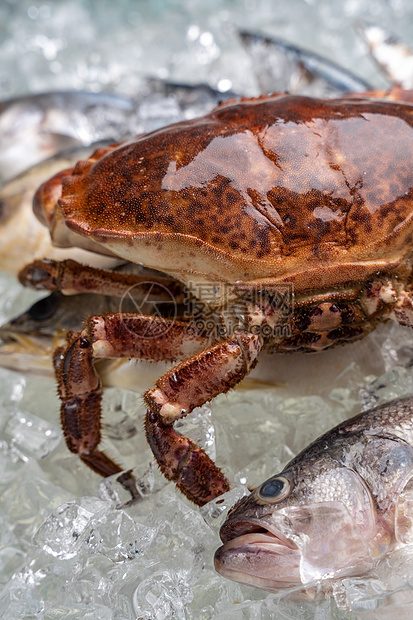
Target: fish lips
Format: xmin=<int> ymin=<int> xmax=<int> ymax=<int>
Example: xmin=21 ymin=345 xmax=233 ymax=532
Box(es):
xmin=215 ymin=496 xmax=377 ymax=592
xmin=214 ymin=517 xmax=302 ymax=590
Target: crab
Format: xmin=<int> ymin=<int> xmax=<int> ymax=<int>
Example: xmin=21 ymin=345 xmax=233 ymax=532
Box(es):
xmin=18 ymin=90 xmax=413 ymax=506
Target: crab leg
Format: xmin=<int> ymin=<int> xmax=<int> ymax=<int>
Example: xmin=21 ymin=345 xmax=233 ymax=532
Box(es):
xmin=54 ymin=332 xmax=129 ymax=487
xmin=19 ymin=258 xmax=181 ymax=299
xmin=391 ymin=290 xmax=413 ymax=327
xmin=56 ymin=311 xmax=261 ymax=504
xmin=144 ymin=331 xmax=262 ymax=505
xmin=55 ymin=314 xmax=212 ymax=497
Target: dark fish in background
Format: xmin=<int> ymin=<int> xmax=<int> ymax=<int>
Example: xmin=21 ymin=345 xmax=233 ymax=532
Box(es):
xmin=239 ymin=30 xmax=372 ymax=97
xmin=355 ymin=21 xmax=413 ymax=88
xmin=146 ymin=78 xmax=237 ymax=117
xmin=215 ymin=396 xmax=413 ymax=600
xmin=0 ymin=261 xmax=181 ymax=378
xmin=0 ymin=291 xmax=117 ymax=377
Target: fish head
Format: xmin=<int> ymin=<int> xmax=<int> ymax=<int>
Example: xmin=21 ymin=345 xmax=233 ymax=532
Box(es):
xmin=215 ymin=456 xmax=381 ymax=593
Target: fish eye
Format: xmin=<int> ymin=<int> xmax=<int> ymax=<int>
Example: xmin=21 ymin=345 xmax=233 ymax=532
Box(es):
xmin=0 ymin=198 xmax=10 ymax=223
xmin=257 ymin=476 xmax=290 ymax=503
xmin=28 ymin=293 xmax=60 ymax=321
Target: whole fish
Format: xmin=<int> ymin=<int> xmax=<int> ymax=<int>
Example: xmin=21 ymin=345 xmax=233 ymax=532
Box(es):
xmin=355 ymin=22 xmax=413 ymax=89
xmin=239 ymin=30 xmax=371 ymax=98
xmin=215 ymin=396 xmax=413 ymax=599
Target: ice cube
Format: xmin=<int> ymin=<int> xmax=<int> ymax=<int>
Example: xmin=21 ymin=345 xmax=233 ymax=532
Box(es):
xmin=0 ymin=408 xmax=61 ymax=461
xmin=34 ymin=497 xmax=108 ymax=559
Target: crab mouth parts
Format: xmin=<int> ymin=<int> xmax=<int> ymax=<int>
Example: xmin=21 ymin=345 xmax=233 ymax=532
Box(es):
xmin=214 ymin=518 xmax=302 ymax=590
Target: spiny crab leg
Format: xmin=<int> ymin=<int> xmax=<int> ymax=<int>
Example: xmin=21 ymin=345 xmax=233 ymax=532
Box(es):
xmin=19 ymin=258 xmax=182 ymax=299
xmin=391 ymin=289 xmax=413 ymax=327
xmin=54 ymin=331 xmax=127 ymax=486
xmin=56 ymin=310 xmax=262 ymax=505
xmin=55 ymin=313 xmax=212 ymax=499
xmin=144 ymin=331 xmax=262 ymax=505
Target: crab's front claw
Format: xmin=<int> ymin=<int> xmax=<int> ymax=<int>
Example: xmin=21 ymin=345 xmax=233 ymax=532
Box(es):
xmin=18 ymin=258 xmax=60 ymax=290
xmin=32 ymin=167 xmax=93 ymax=251
xmin=144 ymin=332 xmax=262 ymax=505
xmin=49 ymin=299 xmax=262 ymax=505
xmin=18 ymin=257 xmax=185 ymax=300
xmin=145 ymin=408 xmax=230 ymax=505
xmin=32 ymin=143 xmax=122 ymax=254
xmin=55 ymin=329 xmax=142 ymax=501
xmin=51 ymin=311 xmax=216 ymax=503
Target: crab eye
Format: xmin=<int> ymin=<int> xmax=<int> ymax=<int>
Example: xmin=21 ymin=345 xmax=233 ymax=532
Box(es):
xmin=257 ymin=476 xmax=290 ymax=503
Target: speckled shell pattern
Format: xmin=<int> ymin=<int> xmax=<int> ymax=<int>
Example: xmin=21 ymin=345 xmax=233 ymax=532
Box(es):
xmin=58 ymin=94 xmax=413 ymax=288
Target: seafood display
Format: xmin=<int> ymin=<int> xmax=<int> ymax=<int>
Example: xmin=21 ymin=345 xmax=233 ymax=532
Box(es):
xmin=215 ymin=395 xmax=413 ymax=596
xmin=19 ymin=90 xmax=413 ymax=507
xmin=2 ymin=2 xmax=413 ymax=615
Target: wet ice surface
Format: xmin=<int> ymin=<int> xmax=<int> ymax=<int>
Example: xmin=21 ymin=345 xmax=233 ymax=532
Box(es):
xmin=5 ymin=293 xmax=413 ymax=617
xmin=2 ymin=0 xmax=413 ymax=618
xmin=5 ymin=328 xmax=413 ymax=619
xmin=1 ymin=0 xmax=413 ymax=99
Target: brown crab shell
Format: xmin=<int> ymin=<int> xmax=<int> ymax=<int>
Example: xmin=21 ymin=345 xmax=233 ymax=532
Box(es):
xmin=57 ymin=94 xmax=413 ymax=291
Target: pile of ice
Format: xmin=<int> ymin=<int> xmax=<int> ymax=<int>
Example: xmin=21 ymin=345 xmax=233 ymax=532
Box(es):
xmin=2 ymin=0 xmax=413 ymax=99
xmin=2 ymin=0 xmax=413 ymax=618
xmin=2 ymin=284 xmax=413 ymax=618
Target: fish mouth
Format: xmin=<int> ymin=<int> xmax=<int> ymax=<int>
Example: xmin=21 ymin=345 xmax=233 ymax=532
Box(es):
xmin=215 ymin=496 xmax=378 ymax=592
xmin=0 ymin=327 xmax=55 ymax=375
xmin=214 ymin=517 xmax=302 ymax=590
xmin=0 ymin=329 xmax=49 ymax=352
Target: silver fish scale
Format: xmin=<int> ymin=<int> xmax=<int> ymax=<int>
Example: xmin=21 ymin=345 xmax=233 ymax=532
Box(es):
xmin=282 ymin=448 xmax=373 ymax=530
xmin=286 ymin=396 xmax=413 ymax=513
xmin=217 ymin=398 xmax=413 ymax=597
xmin=340 ymin=396 xmax=413 ymax=445
xmin=300 ymin=464 xmax=371 ymax=518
